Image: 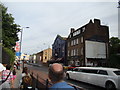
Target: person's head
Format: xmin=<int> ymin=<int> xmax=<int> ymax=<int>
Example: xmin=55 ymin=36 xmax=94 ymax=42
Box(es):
xmin=48 ymin=63 xmax=64 ymax=83
xmin=0 ymin=63 xmax=6 ymax=77
xmin=6 ymin=64 xmax=11 ymax=70
xmin=22 ymin=67 xmax=28 ymax=74
xmin=22 ymin=75 xmax=32 ymax=86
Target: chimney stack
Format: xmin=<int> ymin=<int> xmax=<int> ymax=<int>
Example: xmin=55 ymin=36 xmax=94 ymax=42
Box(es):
xmin=70 ymin=28 xmax=75 ymax=33
xmin=94 ymin=19 xmax=101 ymax=25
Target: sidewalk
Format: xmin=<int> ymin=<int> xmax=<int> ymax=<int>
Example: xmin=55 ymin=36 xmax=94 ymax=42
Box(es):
xmin=13 ymin=68 xmax=22 ymax=88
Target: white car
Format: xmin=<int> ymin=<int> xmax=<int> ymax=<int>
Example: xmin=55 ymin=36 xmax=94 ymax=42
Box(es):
xmin=66 ymin=67 xmax=120 ymax=90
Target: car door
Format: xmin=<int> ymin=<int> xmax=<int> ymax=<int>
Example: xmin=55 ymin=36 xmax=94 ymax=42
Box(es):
xmin=75 ymin=69 xmax=84 ymax=82
xmin=70 ymin=68 xmax=79 ymax=80
xmin=94 ymin=70 xmax=108 ymax=87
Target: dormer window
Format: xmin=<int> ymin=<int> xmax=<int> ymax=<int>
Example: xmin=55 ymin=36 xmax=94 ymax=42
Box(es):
xmin=83 ymin=27 xmax=85 ymax=32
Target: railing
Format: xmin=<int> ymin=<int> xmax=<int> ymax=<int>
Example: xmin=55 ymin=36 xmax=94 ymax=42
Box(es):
xmin=30 ymin=71 xmax=52 ymax=89
xmin=30 ymin=71 xmax=85 ymax=90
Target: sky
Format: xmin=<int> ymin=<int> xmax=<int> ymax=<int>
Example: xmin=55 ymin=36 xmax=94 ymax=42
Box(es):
xmin=1 ymin=0 xmax=119 ymax=55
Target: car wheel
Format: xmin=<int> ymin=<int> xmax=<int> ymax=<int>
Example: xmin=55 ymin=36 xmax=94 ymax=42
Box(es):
xmin=66 ymin=74 xmax=70 ymax=80
xmin=105 ymin=81 xmax=116 ymax=90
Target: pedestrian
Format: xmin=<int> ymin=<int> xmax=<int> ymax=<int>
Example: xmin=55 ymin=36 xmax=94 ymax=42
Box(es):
xmin=13 ymin=67 xmax=16 ymax=80
xmin=20 ymin=67 xmax=32 ymax=89
xmin=20 ymin=75 xmax=32 ymax=89
xmin=22 ymin=67 xmax=30 ymax=77
xmin=2 ymin=64 xmax=14 ymax=89
xmin=0 ymin=63 xmax=6 ymax=89
xmin=48 ymin=63 xmax=75 ymax=90
xmin=17 ymin=62 xmax=20 ymax=70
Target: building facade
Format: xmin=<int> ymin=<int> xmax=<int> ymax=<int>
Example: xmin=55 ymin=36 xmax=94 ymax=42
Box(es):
xmin=42 ymin=48 xmax=52 ymax=63
xmin=67 ymin=19 xmax=109 ymax=66
xmin=36 ymin=48 xmax=52 ymax=64
xmin=36 ymin=51 xmax=43 ymax=64
xmin=52 ymin=35 xmax=67 ymax=65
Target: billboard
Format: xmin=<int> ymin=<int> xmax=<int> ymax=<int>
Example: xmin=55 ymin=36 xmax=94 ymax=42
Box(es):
xmin=85 ymin=40 xmax=106 ymax=59
xmin=15 ymin=42 xmax=20 ymax=52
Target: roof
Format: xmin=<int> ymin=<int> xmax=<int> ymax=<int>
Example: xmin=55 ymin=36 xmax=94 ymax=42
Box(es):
xmin=76 ymin=67 xmax=120 ymax=71
xmin=53 ymin=34 xmax=67 ymax=45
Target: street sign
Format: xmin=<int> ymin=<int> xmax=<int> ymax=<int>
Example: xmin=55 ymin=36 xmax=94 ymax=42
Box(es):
xmin=16 ymin=52 xmax=21 ymax=56
xmin=23 ymin=56 xmax=26 ymax=58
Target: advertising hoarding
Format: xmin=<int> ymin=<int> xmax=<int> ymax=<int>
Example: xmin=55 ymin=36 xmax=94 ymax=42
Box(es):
xmin=85 ymin=40 xmax=106 ymax=59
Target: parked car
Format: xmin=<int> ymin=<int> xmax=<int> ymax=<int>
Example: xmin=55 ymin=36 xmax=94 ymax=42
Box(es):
xmin=66 ymin=67 xmax=120 ymax=90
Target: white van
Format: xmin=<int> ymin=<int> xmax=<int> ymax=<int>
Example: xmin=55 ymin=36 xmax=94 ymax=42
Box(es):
xmin=66 ymin=67 xmax=120 ymax=90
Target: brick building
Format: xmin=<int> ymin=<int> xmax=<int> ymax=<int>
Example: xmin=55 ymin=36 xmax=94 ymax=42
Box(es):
xmin=67 ymin=19 xmax=109 ymax=66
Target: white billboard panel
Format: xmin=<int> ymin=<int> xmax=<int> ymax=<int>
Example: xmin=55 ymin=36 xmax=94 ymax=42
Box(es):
xmin=85 ymin=40 xmax=106 ymax=59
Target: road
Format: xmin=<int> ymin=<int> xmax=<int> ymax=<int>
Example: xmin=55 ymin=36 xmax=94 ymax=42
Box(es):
xmin=25 ymin=63 xmax=106 ymax=90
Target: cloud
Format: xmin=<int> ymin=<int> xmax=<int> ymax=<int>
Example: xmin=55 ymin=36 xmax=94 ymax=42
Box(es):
xmin=3 ymin=2 xmax=118 ymax=54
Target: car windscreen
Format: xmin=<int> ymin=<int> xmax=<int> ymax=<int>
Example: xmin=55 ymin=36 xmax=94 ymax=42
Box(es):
xmin=113 ymin=71 xmax=120 ymax=75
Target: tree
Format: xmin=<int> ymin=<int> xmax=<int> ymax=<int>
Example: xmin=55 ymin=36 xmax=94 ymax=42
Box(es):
xmin=109 ymin=37 xmax=120 ymax=68
xmin=109 ymin=37 xmax=120 ymax=55
xmin=0 ymin=3 xmax=20 ymax=64
xmin=0 ymin=3 xmax=20 ymax=49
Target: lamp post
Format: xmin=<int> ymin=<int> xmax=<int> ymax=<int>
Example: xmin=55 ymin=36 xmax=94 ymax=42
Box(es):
xmin=19 ymin=27 xmax=29 ymax=69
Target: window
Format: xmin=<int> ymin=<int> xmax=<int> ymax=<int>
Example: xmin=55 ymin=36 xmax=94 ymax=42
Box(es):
xmin=45 ymin=57 xmax=47 ymax=59
xmin=73 ymin=68 xmax=79 ymax=72
xmin=76 ymin=38 xmax=78 ymax=44
xmin=73 ymin=40 xmax=75 ymax=45
xmin=71 ymin=40 xmax=73 ymax=46
xmin=68 ymin=50 xmax=70 ymax=56
xmin=98 ymin=70 xmax=108 ymax=75
xmin=81 ymin=48 xmax=83 ymax=55
xmin=75 ymin=61 xmax=80 ymax=66
xmin=81 ymin=37 xmax=83 ymax=43
xmin=81 ymin=69 xmax=91 ymax=73
xmin=76 ymin=49 xmax=78 ymax=55
xmin=83 ymin=27 xmax=85 ymax=32
xmin=80 ymin=69 xmax=98 ymax=74
xmin=73 ymin=49 xmax=76 ymax=56
xmin=90 ymin=70 xmax=98 ymax=74
xmin=78 ymin=30 xmax=80 ymax=34
xmin=71 ymin=49 xmax=73 ymax=56
xmin=113 ymin=71 xmax=120 ymax=75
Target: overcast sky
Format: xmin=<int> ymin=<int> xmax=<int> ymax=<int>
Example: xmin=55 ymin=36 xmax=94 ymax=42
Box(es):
xmin=2 ymin=0 xmax=119 ymax=55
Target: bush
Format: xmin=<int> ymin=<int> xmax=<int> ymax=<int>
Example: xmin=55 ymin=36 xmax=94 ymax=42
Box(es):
xmin=3 ymin=47 xmax=15 ymax=64
xmin=109 ymin=54 xmax=120 ymax=68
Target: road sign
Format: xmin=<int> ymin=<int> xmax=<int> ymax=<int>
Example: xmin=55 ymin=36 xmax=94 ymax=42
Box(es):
xmin=16 ymin=52 xmax=21 ymax=56
xmin=23 ymin=56 xmax=26 ymax=58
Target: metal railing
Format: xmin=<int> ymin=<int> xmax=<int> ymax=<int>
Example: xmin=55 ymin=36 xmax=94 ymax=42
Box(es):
xmin=30 ymin=71 xmax=85 ymax=90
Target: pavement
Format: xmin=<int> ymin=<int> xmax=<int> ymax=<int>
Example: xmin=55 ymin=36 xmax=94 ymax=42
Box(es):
xmin=13 ymin=68 xmax=22 ymax=88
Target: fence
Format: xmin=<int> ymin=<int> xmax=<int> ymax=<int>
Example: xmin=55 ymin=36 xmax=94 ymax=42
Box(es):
xmin=30 ymin=70 xmax=85 ymax=90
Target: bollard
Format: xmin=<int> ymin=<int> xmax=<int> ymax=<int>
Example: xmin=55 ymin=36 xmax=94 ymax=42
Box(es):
xmin=36 ymin=73 xmax=39 ymax=88
xmin=46 ymin=79 xmax=49 ymax=90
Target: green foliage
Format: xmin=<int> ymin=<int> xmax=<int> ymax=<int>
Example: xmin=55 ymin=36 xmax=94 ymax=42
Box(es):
xmin=109 ymin=37 xmax=120 ymax=68
xmin=109 ymin=54 xmax=120 ymax=68
xmin=0 ymin=3 xmax=20 ymax=64
xmin=0 ymin=3 xmax=20 ymax=49
xmin=3 ymin=47 xmax=15 ymax=64
xmin=109 ymin=37 xmax=120 ymax=55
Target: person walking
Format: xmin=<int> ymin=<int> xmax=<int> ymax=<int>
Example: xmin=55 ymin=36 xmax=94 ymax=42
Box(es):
xmin=20 ymin=67 xmax=32 ymax=89
xmin=2 ymin=64 xmax=14 ymax=89
xmin=0 ymin=63 xmax=6 ymax=89
xmin=48 ymin=63 xmax=75 ymax=90
xmin=22 ymin=67 xmax=30 ymax=77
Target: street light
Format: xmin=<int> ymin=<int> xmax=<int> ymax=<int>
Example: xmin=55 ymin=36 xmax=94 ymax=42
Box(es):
xmin=19 ymin=27 xmax=29 ymax=69
xmin=118 ymin=0 xmax=120 ymax=8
